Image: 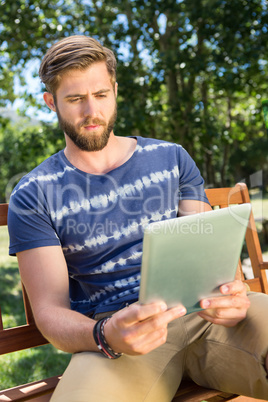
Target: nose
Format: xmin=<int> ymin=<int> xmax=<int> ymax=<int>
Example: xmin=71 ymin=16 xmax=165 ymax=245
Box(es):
xmin=83 ymin=97 xmax=98 ymax=118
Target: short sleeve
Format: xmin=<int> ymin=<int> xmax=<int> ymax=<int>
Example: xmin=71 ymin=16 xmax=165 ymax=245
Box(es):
xmin=8 ymin=178 xmax=61 ymax=256
xmin=178 ymin=146 xmax=210 ymax=204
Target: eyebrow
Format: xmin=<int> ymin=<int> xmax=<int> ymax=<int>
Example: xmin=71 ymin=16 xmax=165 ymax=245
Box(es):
xmin=93 ymin=89 xmax=111 ymax=95
xmin=64 ymin=88 xmax=111 ymax=99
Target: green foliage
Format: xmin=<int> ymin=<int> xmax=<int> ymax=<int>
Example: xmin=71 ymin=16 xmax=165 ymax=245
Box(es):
xmin=0 ymin=0 xmax=267 ymax=191
xmin=0 ymin=118 xmax=64 ymax=202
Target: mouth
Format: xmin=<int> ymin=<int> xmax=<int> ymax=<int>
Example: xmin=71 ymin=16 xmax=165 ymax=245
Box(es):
xmin=81 ymin=119 xmax=104 ymax=131
xmin=83 ymin=124 xmax=101 ymax=130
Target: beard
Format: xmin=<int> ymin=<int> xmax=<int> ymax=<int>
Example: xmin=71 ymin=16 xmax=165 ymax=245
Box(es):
xmin=56 ymin=105 xmax=117 ymax=152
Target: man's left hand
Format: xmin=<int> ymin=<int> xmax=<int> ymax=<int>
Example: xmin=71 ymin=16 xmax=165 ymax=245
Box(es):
xmin=198 ymin=279 xmax=250 ymax=327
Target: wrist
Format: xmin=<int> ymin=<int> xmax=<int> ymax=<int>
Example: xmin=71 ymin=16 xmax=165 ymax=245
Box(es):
xmin=93 ymin=317 xmax=123 ymax=359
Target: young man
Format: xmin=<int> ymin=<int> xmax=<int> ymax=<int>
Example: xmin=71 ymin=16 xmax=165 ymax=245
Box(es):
xmin=8 ymin=36 xmax=268 ymax=401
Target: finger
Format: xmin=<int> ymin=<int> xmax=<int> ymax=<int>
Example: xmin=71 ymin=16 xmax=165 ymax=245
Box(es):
xmin=124 ymin=327 xmax=168 ymax=355
xmin=200 ymin=294 xmax=250 ymax=310
xmin=116 ymin=302 xmax=186 ymax=327
xmin=115 ymin=302 xmax=168 ymax=326
xmin=220 ymin=279 xmax=247 ymax=295
xmin=132 ymin=305 xmax=187 ymax=337
xmin=199 ymin=306 xmax=247 ymax=321
xmin=197 ymin=312 xmax=239 ymax=326
xmin=116 ymin=305 xmax=186 ymax=343
xmin=198 ymin=308 xmax=247 ymax=327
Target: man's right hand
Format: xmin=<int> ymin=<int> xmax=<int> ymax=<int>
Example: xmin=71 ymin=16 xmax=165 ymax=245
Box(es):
xmin=104 ymin=302 xmax=187 ymax=356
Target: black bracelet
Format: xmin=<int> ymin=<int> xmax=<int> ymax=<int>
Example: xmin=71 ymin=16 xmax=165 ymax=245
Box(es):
xmin=93 ymin=316 xmax=123 ymax=359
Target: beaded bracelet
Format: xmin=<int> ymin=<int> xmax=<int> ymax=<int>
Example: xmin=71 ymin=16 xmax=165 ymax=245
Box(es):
xmin=93 ymin=316 xmax=123 ymax=359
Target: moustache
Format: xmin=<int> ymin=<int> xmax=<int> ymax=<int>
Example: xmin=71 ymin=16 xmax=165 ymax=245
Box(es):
xmin=80 ymin=118 xmax=105 ymax=127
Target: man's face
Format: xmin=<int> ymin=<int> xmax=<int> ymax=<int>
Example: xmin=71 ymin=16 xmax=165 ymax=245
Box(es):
xmin=53 ymin=62 xmax=117 ymax=152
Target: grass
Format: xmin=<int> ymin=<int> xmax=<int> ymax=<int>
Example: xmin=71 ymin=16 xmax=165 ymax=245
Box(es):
xmin=0 ymin=345 xmax=70 ymax=390
xmin=0 ymin=195 xmax=267 ymax=391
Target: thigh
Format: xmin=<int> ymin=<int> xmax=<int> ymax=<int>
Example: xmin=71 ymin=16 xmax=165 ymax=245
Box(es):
xmin=185 ymin=292 xmax=268 ymax=399
xmin=51 ymin=317 xmax=187 ymax=402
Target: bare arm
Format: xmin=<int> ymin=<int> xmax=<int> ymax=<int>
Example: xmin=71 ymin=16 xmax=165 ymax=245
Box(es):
xmin=17 ymin=246 xmax=186 ymax=355
xmin=17 ymin=246 xmax=98 ymax=353
xmin=178 ymin=199 xmax=212 ymax=216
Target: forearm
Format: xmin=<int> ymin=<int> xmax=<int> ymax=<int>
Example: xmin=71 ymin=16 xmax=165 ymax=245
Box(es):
xmin=35 ymin=305 xmax=98 ymax=354
xmin=36 ymin=302 xmax=187 ymax=356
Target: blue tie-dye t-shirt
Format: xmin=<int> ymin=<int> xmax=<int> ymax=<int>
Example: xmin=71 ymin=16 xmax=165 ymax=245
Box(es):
xmin=8 ymin=136 xmax=209 ymax=317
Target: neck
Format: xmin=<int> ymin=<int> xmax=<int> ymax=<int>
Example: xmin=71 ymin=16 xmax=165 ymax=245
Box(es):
xmin=64 ymin=133 xmax=137 ymax=174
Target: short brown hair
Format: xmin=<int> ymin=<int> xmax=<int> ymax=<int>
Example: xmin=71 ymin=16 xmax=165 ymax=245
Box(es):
xmin=39 ymin=35 xmax=117 ymax=95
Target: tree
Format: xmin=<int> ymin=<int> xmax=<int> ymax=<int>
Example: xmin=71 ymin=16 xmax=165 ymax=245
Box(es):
xmin=0 ymin=0 xmax=267 ymax=194
xmin=0 ymin=117 xmax=64 ymax=202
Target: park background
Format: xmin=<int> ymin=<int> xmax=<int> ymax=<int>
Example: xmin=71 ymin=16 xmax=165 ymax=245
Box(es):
xmin=0 ymin=0 xmax=268 ymax=391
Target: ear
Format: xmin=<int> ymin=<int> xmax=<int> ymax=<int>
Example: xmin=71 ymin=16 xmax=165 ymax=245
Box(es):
xmin=43 ymin=92 xmax=56 ymax=112
xmin=114 ymin=82 xmax=118 ymax=98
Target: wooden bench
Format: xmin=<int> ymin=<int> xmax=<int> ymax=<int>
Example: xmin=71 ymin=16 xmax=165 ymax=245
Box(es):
xmin=0 ymin=183 xmax=267 ymax=402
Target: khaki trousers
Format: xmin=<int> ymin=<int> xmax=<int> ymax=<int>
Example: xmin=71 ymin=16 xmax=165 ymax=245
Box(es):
xmin=51 ymin=292 xmax=268 ymax=401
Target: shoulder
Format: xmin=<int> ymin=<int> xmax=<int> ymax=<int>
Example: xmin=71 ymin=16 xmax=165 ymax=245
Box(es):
xmin=134 ymin=137 xmax=185 ymax=162
xmin=10 ymin=150 xmax=74 ymax=198
xmin=22 ymin=150 xmax=71 ymax=179
xmin=133 ymin=136 xmax=194 ymax=164
xmin=134 ymin=136 xmax=181 ymax=152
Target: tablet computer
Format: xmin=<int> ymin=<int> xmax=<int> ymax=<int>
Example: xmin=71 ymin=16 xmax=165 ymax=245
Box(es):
xmin=139 ymin=203 xmax=251 ymax=314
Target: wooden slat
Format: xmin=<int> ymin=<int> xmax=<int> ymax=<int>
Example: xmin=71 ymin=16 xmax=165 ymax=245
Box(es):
xmin=172 ymin=380 xmax=237 ymax=402
xmin=21 ymin=284 xmax=35 ymax=325
xmin=234 ymin=397 xmax=268 ymax=402
xmin=237 ymin=259 xmax=245 ymax=281
xmin=0 ymin=325 xmax=48 ymax=355
xmin=23 ymin=395 xmax=52 ymax=402
xmin=260 ymin=261 xmax=268 ymax=270
xmin=245 ymin=215 xmax=268 ymax=294
xmin=205 ymin=186 xmax=244 ymax=207
xmin=0 ymin=204 xmax=8 ymax=226
xmin=244 ymin=278 xmax=263 ymax=293
xmin=0 ymin=307 xmax=3 ymax=331
xmin=0 ymin=376 xmax=61 ymax=402
xmin=236 ymin=184 xmax=268 ymax=293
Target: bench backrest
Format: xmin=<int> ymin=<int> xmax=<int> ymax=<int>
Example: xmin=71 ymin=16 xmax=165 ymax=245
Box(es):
xmin=0 ymin=182 xmax=267 ymax=356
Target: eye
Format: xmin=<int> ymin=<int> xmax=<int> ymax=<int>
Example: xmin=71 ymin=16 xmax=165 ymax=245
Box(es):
xmin=96 ymin=94 xmax=107 ymax=98
xmin=69 ymin=98 xmax=81 ymax=103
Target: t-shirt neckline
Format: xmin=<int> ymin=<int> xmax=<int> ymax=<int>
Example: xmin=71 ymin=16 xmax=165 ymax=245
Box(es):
xmin=60 ymin=136 xmax=140 ymax=176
